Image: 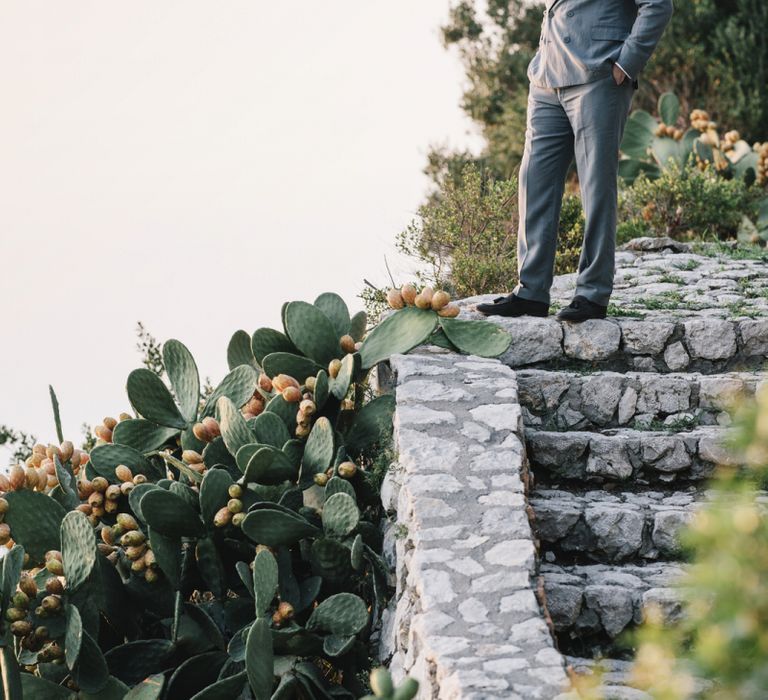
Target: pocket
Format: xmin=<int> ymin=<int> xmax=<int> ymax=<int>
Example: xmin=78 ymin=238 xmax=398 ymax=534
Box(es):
xmin=591 ymin=25 xmax=630 ymax=41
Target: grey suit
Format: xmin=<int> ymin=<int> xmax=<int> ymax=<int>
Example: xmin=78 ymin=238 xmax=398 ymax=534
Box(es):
xmin=513 ymin=0 xmax=673 ymax=306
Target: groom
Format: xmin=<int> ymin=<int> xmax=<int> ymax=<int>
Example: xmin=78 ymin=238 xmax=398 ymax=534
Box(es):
xmin=478 ymin=0 xmax=673 ymax=322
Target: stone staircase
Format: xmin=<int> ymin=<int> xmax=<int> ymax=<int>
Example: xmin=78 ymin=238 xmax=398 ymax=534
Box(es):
xmin=463 ymin=240 xmax=768 ymax=698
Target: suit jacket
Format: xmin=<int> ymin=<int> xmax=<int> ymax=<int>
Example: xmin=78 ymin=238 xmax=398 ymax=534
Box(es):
xmin=527 ymin=0 xmax=673 ymax=88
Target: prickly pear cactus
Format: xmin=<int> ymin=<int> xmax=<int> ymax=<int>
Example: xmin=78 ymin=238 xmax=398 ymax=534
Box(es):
xmin=0 ymin=291 xmax=454 ymax=698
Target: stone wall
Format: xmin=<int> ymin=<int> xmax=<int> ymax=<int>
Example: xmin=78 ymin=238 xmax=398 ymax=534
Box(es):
xmin=378 ymin=351 xmax=570 ymax=699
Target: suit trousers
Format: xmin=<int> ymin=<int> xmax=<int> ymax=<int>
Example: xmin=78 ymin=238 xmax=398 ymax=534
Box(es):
xmin=513 ymin=74 xmax=635 ymax=306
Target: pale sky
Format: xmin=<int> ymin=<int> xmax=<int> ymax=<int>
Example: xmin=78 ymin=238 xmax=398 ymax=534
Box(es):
xmin=0 ymin=1 xmax=480 ymax=458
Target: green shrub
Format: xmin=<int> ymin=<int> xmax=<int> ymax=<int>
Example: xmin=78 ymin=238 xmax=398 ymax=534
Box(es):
xmin=394 ymin=164 xmax=584 ymax=299
xmin=630 ymin=388 xmax=768 ymax=699
xmin=618 ymin=162 xmax=758 ymax=241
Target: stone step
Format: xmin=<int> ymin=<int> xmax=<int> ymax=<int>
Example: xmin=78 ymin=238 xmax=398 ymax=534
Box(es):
xmin=453 ymin=312 xmax=768 ymax=375
xmin=531 ymin=488 xmax=768 ymax=564
xmin=530 ymin=488 xmax=700 ymax=563
xmin=518 ymin=368 xmax=764 ymax=432
xmin=542 ymin=562 xmax=683 ymax=648
xmin=526 ymin=426 xmax=734 ymax=486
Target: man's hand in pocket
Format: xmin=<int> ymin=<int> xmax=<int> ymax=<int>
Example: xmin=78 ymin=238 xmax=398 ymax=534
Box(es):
xmin=612 ymin=63 xmax=627 ymax=85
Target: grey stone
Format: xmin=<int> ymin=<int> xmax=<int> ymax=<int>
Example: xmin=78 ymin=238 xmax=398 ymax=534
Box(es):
xmin=587 ymin=435 xmax=634 ymax=479
xmin=641 ymin=435 xmax=691 ymax=473
xmin=495 ymin=317 xmax=564 ymax=366
xmin=532 ymin=502 xmax=582 ymax=542
xmin=563 ymin=320 xmax=621 ymax=361
xmin=580 ymin=374 xmax=624 ymax=424
xmin=664 ymin=341 xmax=690 ymax=371
xmin=621 ymin=236 xmax=691 ymax=253
xmin=683 ymin=319 xmax=737 ymax=360
xmin=621 ymin=321 xmax=675 ymax=355
xmin=469 ymin=403 xmax=521 ymax=432
xmin=617 ymin=386 xmax=638 ymax=425
xmin=585 ymin=506 xmax=645 ymax=561
xmin=740 ymin=319 xmax=768 ymax=355
xmin=583 ymin=585 xmax=635 ymax=637
xmin=636 ymin=376 xmax=691 ymax=414
xmin=652 ymin=510 xmax=691 ymax=556
xmin=642 ymin=587 xmax=683 ymax=623
xmin=698 ymin=376 xmax=745 ymax=410
xmin=544 ymin=583 xmax=582 ymax=628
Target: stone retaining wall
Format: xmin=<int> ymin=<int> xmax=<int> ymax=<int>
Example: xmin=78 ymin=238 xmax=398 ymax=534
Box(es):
xmin=378 ymin=351 xmax=570 ymax=699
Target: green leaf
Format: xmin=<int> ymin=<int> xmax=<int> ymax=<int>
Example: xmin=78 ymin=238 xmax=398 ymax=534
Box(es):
xmin=202 ymin=365 xmax=259 ymax=418
xmin=199 ymin=468 xmax=233 ymax=526
xmin=163 ymin=339 xmax=201 ymax=423
xmin=438 ymin=317 xmax=511 ymax=357
xmin=284 ymin=301 xmax=341 ymax=365
xmin=4 ymin=490 xmax=66 ymax=561
xmin=262 ymin=352 xmax=323 ymax=383
xmin=620 ymin=109 xmax=656 ymax=159
xmin=658 ymin=91 xmax=679 ymax=126
xmin=123 ymin=674 xmax=165 ymax=700
xmin=322 ymin=493 xmax=360 ymax=537
xmin=189 ymin=672 xmax=246 ymax=700
xmin=243 ymin=446 xmax=298 ymax=486
xmin=20 ymin=674 xmax=72 ymax=700
xmin=300 ymin=417 xmax=334 ymax=486
xmin=217 ymin=396 xmax=256 ymax=458
xmin=314 ymin=292 xmax=351 ymax=338
xmin=306 ymin=592 xmax=368 ymax=636
xmin=251 ymin=328 xmax=297 ymax=365
xmin=72 ymin=628 xmax=110 ymax=694
xmin=61 ymin=511 xmax=96 ymax=591
xmin=65 ymin=604 xmax=83 ymax=670
xmin=618 ymin=158 xmax=662 ymax=184
xmin=344 ymin=395 xmax=395 ymax=458
xmin=246 ymin=618 xmax=274 ymax=700
xmin=652 ymin=135 xmax=682 ymax=168
xmin=358 ymin=307 xmax=437 ymax=369
xmin=49 ymin=385 xmax=64 ymax=444
xmin=349 ymin=310 xmax=367 ymax=342
xmin=141 ymin=489 xmax=205 ymax=539
xmin=148 ymin=528 xmax=182 ymax=589
xmin=241 ymin=509 xmax=320 ymax=547
xmin=127 ymin=368 xmax=187 ymax=429
xmin=253 ymin=549 xmax=278 ymax=618
xmin=250 ymin=411 xmax=291 ymax=449
xmin=112 ymin=419 xmax=178 ymax=452
xmin=89 ymin=443 xmax=157 ymax=482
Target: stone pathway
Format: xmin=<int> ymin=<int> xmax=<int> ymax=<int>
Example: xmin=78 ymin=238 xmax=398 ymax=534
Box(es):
xmin=380 ymin=239 xmax=768 ymax=699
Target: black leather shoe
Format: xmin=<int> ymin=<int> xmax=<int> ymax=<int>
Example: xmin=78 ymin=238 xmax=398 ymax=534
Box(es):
xmin=556 ymin=295 xmax=608 ymax=322
xmin=476 ymin=293 xmax=549 ymax=318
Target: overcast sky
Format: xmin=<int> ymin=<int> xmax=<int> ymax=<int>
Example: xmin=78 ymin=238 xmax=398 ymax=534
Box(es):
xmin=0 ymin=1 xmax=479 ymax=459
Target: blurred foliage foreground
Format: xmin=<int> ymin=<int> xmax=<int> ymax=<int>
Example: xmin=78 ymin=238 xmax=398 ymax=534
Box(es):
xmin=0 ymin=293 xmax=509 ymax=699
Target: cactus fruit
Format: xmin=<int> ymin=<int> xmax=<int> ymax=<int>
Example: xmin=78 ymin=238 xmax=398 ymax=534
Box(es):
xmin=386 ymin=289 xmax=405 ymax=309
xmin=327 ymin=359 xmax=342 ymax=379
xmin=437 ymin=303 xmax=460 ymax=318
xmin=430 ymin=290 xmax=450 ymax=310
xmin=214 ymin=507 xmax=233 ymax=527
xmin=339 ymin=335 xmax=356 ymax=354
xmin=414 ymin=287 xmax=433 ymax=309
xmin=282 ymin=386 xmax=302 ymax=403
xmin=337 ymin=462 xmax=357 ymax=479
xmin=400 ymin=283 xmax=417 ymax=305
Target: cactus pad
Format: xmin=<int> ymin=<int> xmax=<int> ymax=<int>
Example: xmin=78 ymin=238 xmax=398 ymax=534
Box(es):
xmin=438 ymin=317 xmax=511 ymax=357
xmin=310 ymin=538 xmax=351 ymax=580
xmin=283 ymin=301 xmax=340 ymax=365
xmin=313 ymin=292 xmax=350 ymax=338
xmin=314 ymin=370 xmax=329 ymax=410
xmin=243 ymin=446 xmax=298 ymax=485
xmin=261 ymin=352 xmax=322 ymax=382
xmin=264 ymin=394 xmax=299 ymax=432
xmin=72 ymin=628 xmax=110 ymax=694
xmin=241 ymin=508 xmax=320 ymax=547
xmin=358 ymin=307 xmax=437 ymax=369
xmin=199 ymin=468 xmax=233 ymax=525
xmin=251 ymin=327 xmax=297 ymax=365
xmin=140 ymin=488 xmax=205 ymax=539
xmin=325 ymin=477 xmax=355 ymax=499
xmin=330 ymin=352 xmax=357 ymax=400
xmin=252 ymin=549 xmax=278 ymax=618
xmin=245 ymin=618 xmax=273 ymax=699
xmin=163 ymin=339 xmax=200 ymax=422
xmin=112 ymin=419 xmax=178 ymax=453
xmin=61 ymin=511 xmax=97 ymax=591
xmin=300 ymin=417 xmax=334 ymax=486
xmin=148 ymin=528 xmax=182 ymax=589
xmin=65 ymin=604 xmax=83 ymax=669
xmin=323 ymin=634 xmax=355 ymax=657
xmin=322 ymin=493 xmax=359 ymax=537
xmin=89 ymin=443 xmax=156 ymax=482
xmin=5 ymin=490 xmax=66 ymax=561
xmin=227 ymin=330 xmax=257 ymax=371
xmin=306 ymin=592 xmax=368 ymax=636
xmin=217 ymin=397 xmax=256 ymax=457
xmin=344 ymin=394 xmax=395 ymax=458
xmin=123 ymin=674 xmax=165 ymax=699
xmin=250 ymin=411 xmax=291 ymax=448
xmin=349 ymin=310 xmax=367 ymax=342
xmin=201 ymin=365 xmax=258 ymax=418
xmin=196 ymin=536 xmax=225 ymax=598
xmin=351 ymin=534 xmax=363 ymax=571
xmin=188 ymin=672 xmax=246 ymax=700
xmin=127 ymin=368 xmax=187 ymax=429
